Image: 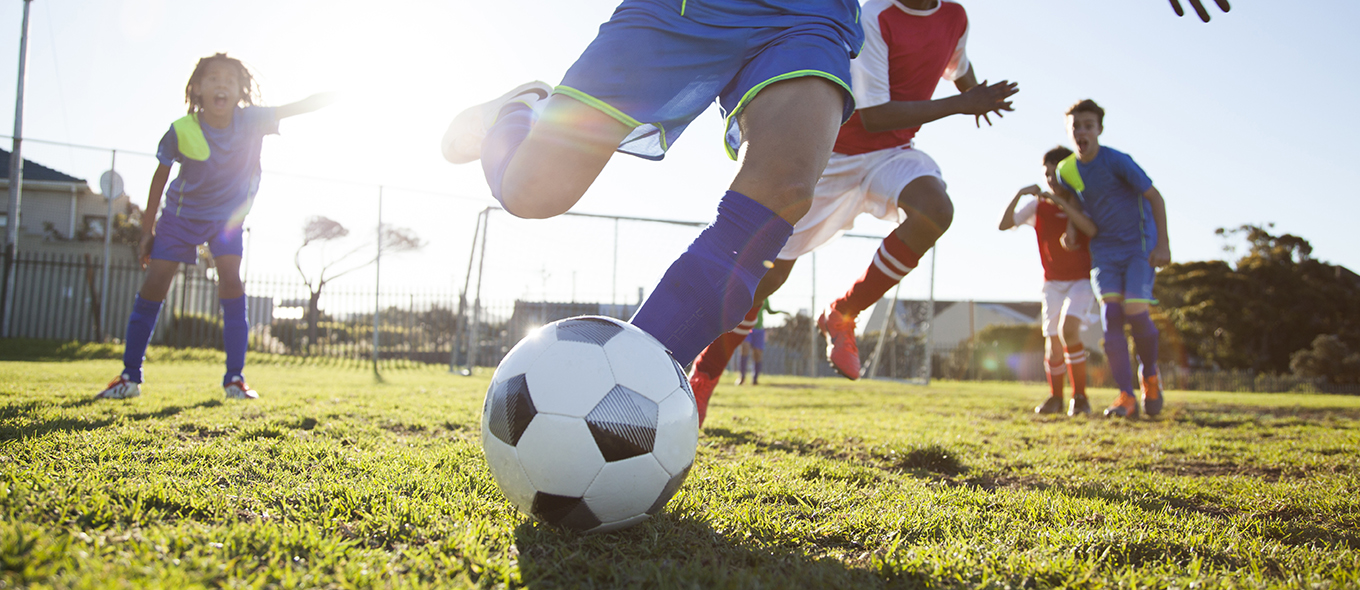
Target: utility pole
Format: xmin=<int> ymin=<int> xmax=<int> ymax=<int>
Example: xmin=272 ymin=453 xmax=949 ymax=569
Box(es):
xmin=1 ymin=0 xmax=34 ymax=338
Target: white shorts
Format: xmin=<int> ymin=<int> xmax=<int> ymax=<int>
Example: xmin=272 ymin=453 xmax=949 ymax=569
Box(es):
xmin=778 ymin=146 xmax=943 ymax=260
xmin=1041 ymin=279 xmax=1098 ymax=337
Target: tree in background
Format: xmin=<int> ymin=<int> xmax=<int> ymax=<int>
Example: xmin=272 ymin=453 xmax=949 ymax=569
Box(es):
xmin=1290 ymin=335 xmax=1360 ymax=385
xmin=1156 ymin=224 xmax=1360 ymax=375
xmin=293 ymin=216 xmax=423 ymax=349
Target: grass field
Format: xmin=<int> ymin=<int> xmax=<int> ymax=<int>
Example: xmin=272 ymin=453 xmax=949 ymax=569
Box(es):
xmin=2 ymin=349 xmax=1358 ymax=588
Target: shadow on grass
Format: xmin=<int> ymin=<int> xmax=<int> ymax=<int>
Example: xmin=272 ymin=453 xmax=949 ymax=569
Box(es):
xmin=0 ymin=398 xmax=224 ymax=441
xmin=511 ymin=513 xmax=898 ymax=588
xmin=704 ymin=427 xmax=967 ymax=478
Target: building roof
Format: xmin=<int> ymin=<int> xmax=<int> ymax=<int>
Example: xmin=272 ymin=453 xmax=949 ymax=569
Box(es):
xmin=0 ymin=147 xmax=86 ymax=183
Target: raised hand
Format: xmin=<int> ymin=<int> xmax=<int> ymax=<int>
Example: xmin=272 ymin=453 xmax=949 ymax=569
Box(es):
xmin=1169 ymin=0 xmax=1230 ymax=22
xmin=958 ymin=79 xmax=1019 ymax=128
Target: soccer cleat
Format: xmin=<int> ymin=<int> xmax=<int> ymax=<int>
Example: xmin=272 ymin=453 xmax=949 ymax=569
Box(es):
xmin=1068 ymin=395 xmax=1092 ymax=417
xmin=441 ymin=81 xmax=553 ymax=164
xmin=689 ymin=370 xmax=718 ymax=427
xmin=1103 ymin=391 xmax=1140 ymax=418
xmin=224 ymin=377 xmax=259 ymax=400
xmin=95 ymin=374 xmax=141 ymax=400
xmin=735 ymin=374 xmax=746 ymax=386
xmin=1034 ymin=395 xmax=1064 ymax=415
xmin=817 ymin=307 xmax=861 ymax=380
xmin=1142 ymin=374 xmax=1164 ymax=416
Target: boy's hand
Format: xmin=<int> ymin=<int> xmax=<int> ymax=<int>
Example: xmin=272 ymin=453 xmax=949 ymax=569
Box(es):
xmin=139 ymin=233 xmax=155 ymax=269
xmin=1149 ymin=243 xmax=1171 ymax=268
xmin=1016 ymin=184 xmax=1042 ymax=197
xmin=959 ymin=80 xmax=1018 ymax=127
xmin=1169 ymin=0 xmax=1230 ymax=22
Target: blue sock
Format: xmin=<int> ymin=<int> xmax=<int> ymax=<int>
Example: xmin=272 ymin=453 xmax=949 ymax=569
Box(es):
xmin=632 ymin=191 xmax=792 ymax=365
xmin=221 ymin=295 xmax=248 ymax=385
xmin=481 ymin=102 xmax=533 ymax=207
xmin=739 ymin=352 xmax=750 ymax=380
xmin=754 ymin=360 xmax=762 ymax=381
xmin=1102 ymin=303 xmax=1134 ymax=393
xmin=1128 ymin=311 xmax=1159 ymax=378
xmin=122 ymin=295 xmax=162 ymax=383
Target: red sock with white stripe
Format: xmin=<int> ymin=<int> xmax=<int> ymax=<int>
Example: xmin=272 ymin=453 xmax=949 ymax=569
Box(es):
xmin=831 ymin=234 xmax=922 ymax=318
xmin=691 ymin=302 xmax=761 ymax=379
xmin=1065 ymin=345 xmax=1088 ymax=397
xmin=1046 ymin=359 xmax=1066 ymax=398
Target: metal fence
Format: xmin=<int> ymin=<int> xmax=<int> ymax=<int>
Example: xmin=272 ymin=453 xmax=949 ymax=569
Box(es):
xmin=8 ymin=251 xmax=1357 ymax=394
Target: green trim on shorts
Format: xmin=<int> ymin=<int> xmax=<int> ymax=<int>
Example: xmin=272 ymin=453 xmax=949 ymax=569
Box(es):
xmin=1100 ymin=293 xmax=1124 ymax=301
xmin=680 ymin=0 xmax=687 ymax=16
xmin=553 ymin=85 xmax=671 ymax=153
xmin=1124 ymin=298 xmax=1159 ymax=305
xmin=722 ymin=70 xmax=853 ymax=161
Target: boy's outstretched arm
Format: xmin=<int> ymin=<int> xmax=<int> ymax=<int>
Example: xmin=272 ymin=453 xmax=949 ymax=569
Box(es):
xmin=139 ymin=163 xmax=171 ymax=268
xmin=1144 ymin=186 xmax=1171 ymax=266
xmin=1047 ymin=187 xmax=1098 ymax=238
xmin=858 ymin=64 xmax=1018 ymax=133
xmin=275 ymin=91 xmax=339 ymax=120
xmin=998 ymin=185 xmax=1040 ymax=231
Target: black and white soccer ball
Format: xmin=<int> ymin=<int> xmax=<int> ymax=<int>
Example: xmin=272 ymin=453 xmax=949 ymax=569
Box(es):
xmin=481 ymin=316 xmax=699 ymax=533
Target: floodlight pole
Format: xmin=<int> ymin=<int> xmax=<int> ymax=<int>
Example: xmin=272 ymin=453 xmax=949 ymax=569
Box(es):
xmin=101 ymin=150 xmax=115 ymax=341
xmin=808 ymin=252 xmax=817 ymax=378
xmin=373 ymin=186 xmax=383 ymax=377
xmin=1 ymin=0 xmax=33 ymax=339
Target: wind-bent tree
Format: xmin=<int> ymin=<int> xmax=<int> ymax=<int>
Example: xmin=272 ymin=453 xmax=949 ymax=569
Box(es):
xmin=293 ymin=216 xmax=423 ymax=349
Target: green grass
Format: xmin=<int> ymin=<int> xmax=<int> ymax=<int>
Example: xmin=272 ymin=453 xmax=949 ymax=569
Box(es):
xmin=2 ymin=354 xmax=1358 ymax=589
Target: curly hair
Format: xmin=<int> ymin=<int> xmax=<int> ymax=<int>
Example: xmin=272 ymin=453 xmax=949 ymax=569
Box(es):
xmin=184 ymin=53 xmax=259 ymax=114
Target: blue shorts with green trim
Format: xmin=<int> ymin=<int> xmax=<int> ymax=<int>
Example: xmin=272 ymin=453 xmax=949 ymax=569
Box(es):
xmin=557 ymin=0 xmax=858 ymax=161
xmin=1091 ymin=252 xmax=1158 ymax=305
xmin=149 ymin=211 xmax=244 ymax=265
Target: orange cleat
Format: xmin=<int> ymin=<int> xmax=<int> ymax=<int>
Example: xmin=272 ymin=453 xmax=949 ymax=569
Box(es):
xmin=817 ymin=307 xmax=861 ymax=380
xmin=1141 ymin=374 xmax=1164 ymax=416
xmin=1103 ymin=391 xmax=1140 ymax=418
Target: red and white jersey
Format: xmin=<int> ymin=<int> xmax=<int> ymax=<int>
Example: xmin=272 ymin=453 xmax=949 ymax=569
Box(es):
xmin=1015 ymin=198 xmax=1092 ymax=282
xmin=834 ymin=0 xmax=970 ymax=156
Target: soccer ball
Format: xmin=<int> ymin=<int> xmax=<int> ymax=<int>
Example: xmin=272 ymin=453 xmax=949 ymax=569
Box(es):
xmin=480 ymin=316 xmax=699 ymax=533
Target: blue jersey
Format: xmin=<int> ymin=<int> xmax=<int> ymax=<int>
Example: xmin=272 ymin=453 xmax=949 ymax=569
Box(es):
xmin=156 ymin=106 xmax=279 ymax=222
xmin=1057 ymin=146 xmax=1155 ymax=262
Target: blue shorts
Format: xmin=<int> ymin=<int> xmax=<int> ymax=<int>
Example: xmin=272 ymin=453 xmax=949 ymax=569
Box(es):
xmin=557 ymin=0 xmax=859 ymax=161
xmin=748 ymin=328 xmax=766 ymax=351
xmin=150 ymin=212 xmax=244 ymax=265
xmin=1091 ymin=253 xmax=1158 ymax=306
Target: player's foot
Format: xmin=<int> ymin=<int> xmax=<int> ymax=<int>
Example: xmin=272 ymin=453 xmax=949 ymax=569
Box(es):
xmin=1141 ymin=374 xmax=1164 ymax=416
xmin=1103 ymin=391 xmax=1139 ymax=418
xmin=224 ymin=377 xmax=259 ymax=400
xmin=689 ymin=370 xmax=718 ymax=427
xmin=817 ymin=307 xmax=861 ymax=380
xmin=1034 ymin=395 xmax=1064 ymax=415
xmin=735 ymin=374 xmax=746 ymax=386
xmin=441 ymin=81 xmax=553 ymax=164
xmin=1068 ymin=394 xmax=1091 ymax=417
xmin=95 ymin=374 xmax=141 ymax=400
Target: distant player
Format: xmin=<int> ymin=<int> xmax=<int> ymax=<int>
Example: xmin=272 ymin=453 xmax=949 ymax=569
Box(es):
xmin=687 ymin=0 xmax=1017 ymax=423
xmin=96 ymin=54 xmax=335 ymax=400
xmin=441 ymin=0 xmax=865 ymax=380
xmin=734 ymin=299 xmax=786 ymax=386
xmin=999 ymin=146 xmax=1099 ymax=416
xmin=1054 ymin=99 xmax=1172 ymax=418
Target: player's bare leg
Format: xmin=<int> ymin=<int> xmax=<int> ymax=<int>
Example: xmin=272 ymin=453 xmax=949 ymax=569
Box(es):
xmin=729 ymin=77 xmax=844 ymax=225
xmin=496 ymin=94 xmax=632 ymax=219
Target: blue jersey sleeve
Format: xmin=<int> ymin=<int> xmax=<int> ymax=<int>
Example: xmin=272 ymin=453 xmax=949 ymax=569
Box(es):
xmin=1115 ymin=151 xmax=1153 ymax=194
xmin=155 ymin=126 xmax=178 ymax=166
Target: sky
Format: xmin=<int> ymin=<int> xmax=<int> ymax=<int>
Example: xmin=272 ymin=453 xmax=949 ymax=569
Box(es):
xmin=1 ymin=0 xmax=1357 ymax=323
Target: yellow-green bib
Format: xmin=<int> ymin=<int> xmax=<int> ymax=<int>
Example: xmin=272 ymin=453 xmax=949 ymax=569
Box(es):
xmin=171 ymin=114 xmax=210 ymax=162
xmin=1057 ymin=154 xmax=1084 ymax=193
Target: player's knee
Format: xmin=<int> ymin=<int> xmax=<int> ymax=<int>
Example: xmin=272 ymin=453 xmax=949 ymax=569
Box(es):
xmin=1061 ymin=319 xmax=1082 ymax=345
xmin=499 ymin=183 xmax=575 ymax=219
xmin=900 ymin=183 xmax=953 ymax=233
